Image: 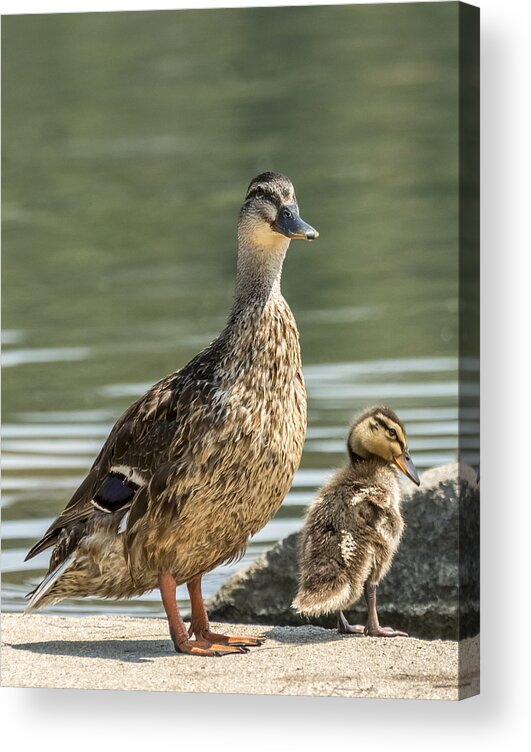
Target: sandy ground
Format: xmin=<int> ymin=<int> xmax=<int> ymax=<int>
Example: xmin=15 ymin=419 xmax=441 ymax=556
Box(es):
xmin=1 ymin=614 xmax=479 ymax=700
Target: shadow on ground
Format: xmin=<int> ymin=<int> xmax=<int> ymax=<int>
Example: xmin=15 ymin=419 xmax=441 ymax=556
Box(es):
xmin=264 ymin=625 xmax=343 ymax=645
xmin=5 ymin=624 xmax=345 ymax=663
xmin=6 ymin=638 xmax=173 ymax=663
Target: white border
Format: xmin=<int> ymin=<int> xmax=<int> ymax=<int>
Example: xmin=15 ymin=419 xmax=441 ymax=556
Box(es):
xmin=2 ymin=0 xmax=530 ymax=749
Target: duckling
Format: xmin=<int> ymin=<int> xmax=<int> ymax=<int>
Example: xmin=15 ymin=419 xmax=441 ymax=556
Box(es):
xmin=292 ymin=406 xmax=420 ymax=637
xmin=25 ymin=172 xmax=318 ymax=657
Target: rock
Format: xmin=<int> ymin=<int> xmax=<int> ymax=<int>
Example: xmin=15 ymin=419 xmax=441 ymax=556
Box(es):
xmin=207 ymin=463 xmax=479 ymax=640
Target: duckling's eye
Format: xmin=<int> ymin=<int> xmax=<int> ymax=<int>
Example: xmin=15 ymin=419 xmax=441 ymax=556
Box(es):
xmin=388 ymin=428 xmax=397 ymax=438
xmin=282 ymin=208 xmax=292 ymax=219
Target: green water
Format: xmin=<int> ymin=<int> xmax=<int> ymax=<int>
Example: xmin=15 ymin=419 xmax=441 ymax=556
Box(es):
xmin=2 ymin=4 xmax=476 ymax=615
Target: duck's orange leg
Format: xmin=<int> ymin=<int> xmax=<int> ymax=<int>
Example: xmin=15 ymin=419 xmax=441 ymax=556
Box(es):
xmin=158 ymin=573 xmax=247 ymax=656
xmin=187 ymin=575 xmax=265 ymax=648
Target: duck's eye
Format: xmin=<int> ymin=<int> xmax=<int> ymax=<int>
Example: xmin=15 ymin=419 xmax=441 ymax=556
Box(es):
xmin=254 ymin=188 xmax=264 ymax=198
xmin=388 ymin=428 xmax=397 ymax=438
xmin=282 ymin=208 xmax=292 ymax=219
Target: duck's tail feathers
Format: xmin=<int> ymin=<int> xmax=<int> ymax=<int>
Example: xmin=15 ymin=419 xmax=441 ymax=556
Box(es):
xmin=24 ymin=530 xmax=59 ymax=562
xmin=25 ymin=555 xmax=75 ymax=613
xmin=292 ymin=580 xmax=353 ymax=618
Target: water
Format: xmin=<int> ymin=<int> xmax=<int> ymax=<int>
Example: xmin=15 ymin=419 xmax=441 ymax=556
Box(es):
xmin=2 ymin=4 xmax=477 ymax=617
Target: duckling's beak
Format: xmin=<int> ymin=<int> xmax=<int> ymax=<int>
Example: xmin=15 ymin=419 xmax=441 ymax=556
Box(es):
xmin=274 ymin=204 xmax=319 ymax=241
xmin=393 ymin=450 xmax=420 ymax=486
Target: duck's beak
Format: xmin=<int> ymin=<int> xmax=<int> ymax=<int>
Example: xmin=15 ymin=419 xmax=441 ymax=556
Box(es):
xmin=274 ymin=204 xmax=319 ymax=241
xmin=393 ymin=450 xmax=420 ymax=486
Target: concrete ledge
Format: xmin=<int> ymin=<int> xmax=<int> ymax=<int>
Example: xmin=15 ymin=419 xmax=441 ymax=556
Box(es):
xmin=1 ymin=614 xmax=479 ymax=700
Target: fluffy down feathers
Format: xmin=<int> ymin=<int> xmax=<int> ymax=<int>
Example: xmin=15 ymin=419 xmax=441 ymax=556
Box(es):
xmin=293 ymin=459 xmax=404 ymax=617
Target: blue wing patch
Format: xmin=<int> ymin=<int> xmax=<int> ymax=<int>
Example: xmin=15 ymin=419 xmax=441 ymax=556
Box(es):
xmin=92 ymin=472 xmax=141 ymax=513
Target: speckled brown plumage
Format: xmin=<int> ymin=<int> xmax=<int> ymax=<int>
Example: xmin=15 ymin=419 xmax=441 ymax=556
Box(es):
xmin=25 ymin=173 xmax=318 ymax=657
xmin=293 ymin=406 xmax=419 ymax=638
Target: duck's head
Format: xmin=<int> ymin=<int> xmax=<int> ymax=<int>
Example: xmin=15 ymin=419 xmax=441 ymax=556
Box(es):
xmin=238 ymin=172 xmax=319 ymax=250
xmin=347 ymin=406 xmax=420 ymax=486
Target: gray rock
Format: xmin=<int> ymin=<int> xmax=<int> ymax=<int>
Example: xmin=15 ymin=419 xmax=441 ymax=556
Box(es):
xmin=207 ymin=463 xmax=479 ymax=640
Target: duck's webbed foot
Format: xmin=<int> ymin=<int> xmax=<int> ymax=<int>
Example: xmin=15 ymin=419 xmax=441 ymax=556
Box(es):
xmin=189 ymin=627 xmax=265 ymax=648
xmin=365 ymin=625 xmax=409 ymax=638
xmin=159 ymin=573 xmax=248 ymax=658
xmin=337 ymin=611 xmax=365 ymax=636
xmin=186 ymin=574 xmax=265 ymax=650
xmin=175 ymin=638 xmax=249 ymax=657
xmin=364 ymin=582 xmax=408 ymax=638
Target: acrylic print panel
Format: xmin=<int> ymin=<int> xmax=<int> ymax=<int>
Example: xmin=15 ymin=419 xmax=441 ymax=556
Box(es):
xmin=1 ymin=1 xmax=479 ymax=699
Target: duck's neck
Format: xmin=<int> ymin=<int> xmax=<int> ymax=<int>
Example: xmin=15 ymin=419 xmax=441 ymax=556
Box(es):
xmin=347 ymin=452 xmax=396 ymax=483
xmin=211 ymin=229 xmax=299 ymax=376
xmin=233 ymin=227 xmax=290 ymax=311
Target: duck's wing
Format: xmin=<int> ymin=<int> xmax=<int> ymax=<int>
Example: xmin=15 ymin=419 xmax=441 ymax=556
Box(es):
xmin=121 ymin=379 xmax=237 ymax=573
xmin=24 ymin=368 xmax=207 ymax=562
xmin=24 ymin=466 xmax=102 ymax=560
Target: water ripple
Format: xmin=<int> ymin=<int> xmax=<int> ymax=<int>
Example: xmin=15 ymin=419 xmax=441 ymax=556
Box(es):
xmin=3 ymin=347 xmax=91 ymax=368
xmin=2 ymin=354 xmax=478 ymax=615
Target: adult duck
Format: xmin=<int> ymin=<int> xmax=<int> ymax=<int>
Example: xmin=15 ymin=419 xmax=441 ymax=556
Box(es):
xmin=25 ymin=172 xmax=318 ymax=657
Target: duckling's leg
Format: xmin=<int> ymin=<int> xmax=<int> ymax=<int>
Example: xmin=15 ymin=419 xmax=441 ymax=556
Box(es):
xmin=159 ymin=573 xmax=247 ymax=656
xmin=364 ymin=582 xmax=408 ymax=638
xmin=337 ymin=611 xmax=365 ymax=635
xmin=187 ymin=575 xmax=265 ymax=648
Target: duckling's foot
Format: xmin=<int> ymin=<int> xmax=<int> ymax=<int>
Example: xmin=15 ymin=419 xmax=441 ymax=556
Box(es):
xmin=337 ymin=611 xmax=365 ymax=636
xmin=338 ymin=624 xmax=366 ymax=636
xmin=365 ymin=626 xmax=409 ymax=638
xmin=190 ymin=627 xmax=265 ymax=648
xmin=363 ymin=583 xmax=408 ymax=637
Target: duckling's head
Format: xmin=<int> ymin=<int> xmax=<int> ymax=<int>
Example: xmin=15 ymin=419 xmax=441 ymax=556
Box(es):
xmin=347 ymin=406 xmax=420 ymax=486
xmin=238 ymin=172 xmax=319 ymax=251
